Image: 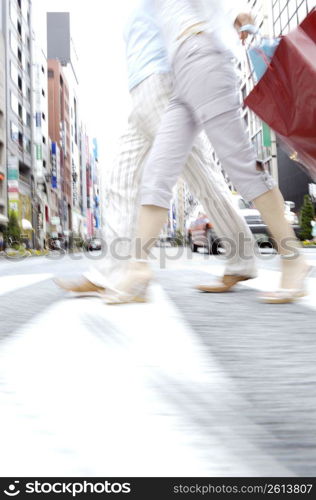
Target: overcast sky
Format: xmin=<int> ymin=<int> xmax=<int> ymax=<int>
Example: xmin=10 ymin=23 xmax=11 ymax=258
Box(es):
xmin=32 ymin=0 xmax=132 ymax=168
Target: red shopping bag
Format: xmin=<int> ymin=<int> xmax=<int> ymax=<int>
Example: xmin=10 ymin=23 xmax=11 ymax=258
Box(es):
xmin=244 ymin=8 xmax=316 ymax=181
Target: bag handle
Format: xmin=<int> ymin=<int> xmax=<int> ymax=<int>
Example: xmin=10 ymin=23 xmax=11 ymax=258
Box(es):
xmin=239 ymin=25 xmax=276 ymax=84
xmin=239 ymin=24 xmax=259 ymax=35
xmin=239 ymin=25 xmax=261 ymax=84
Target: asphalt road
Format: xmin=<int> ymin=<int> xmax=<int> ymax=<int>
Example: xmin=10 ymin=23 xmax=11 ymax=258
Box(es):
xmin=0 ymin=249 xmax=315 ymax=476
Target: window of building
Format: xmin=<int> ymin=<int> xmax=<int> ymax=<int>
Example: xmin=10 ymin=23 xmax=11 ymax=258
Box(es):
xmin=18 ymin=103 xmax=23 ymax=121
xmin=24 ymin=137 xmax=31 ymax=154
xmin=10 ymin=121 xmax=19 ymax=144
xmin=10 ymin=31 xmax=18 ymax=55
xmin=17 ymin=21 xmax=22 ymax=37
xmin=27 ymin=87 xmax=31 ymax=101
xmin=48 ymin=69 xmax=54 ymax=78
xmin=42 ymin=136 xmax=46 ymax=145
xmin=272 ymin=2 xmax=279 ymax=21
xmin=41 ymin=65 xmax=45 ymax=74
xmin=0 ymin=141 xmax=4 ymax=164
xmin=10 ymin=1 xmax=18 ymax=26
xmin=17 ymin=0 xmax=22 ymax=9
xmin=27 ymin=62 xmax=31 ymax=75
xmin=280 ymin=7 xmax=289 ymax=32
xmin=298 ymin=1 xmax=308 ymax=23
xmin=26 ymin=112 xmax=31 ymax=127
xmin=10 ymin=61 xmax=23 ymax=93
xmin=27 ymin=37 xmax=30 ymax=50
xmin=241 ymin=84 xmax=247 ymax=109
xmin=10 ymin=92 xmax=19 ymax=116
xmin=274 ymin=17 xmax=281 ymax=36
xmin=17 ymin=48 xmax=22 ymax=64
xmin=42 ymin=112 xmax=46 ymax=121
xmin=288 ymin=14 xmax=297 ymax=30
xmin=42 ymin=88 xmax=45 ymax=97
xmin=288 ymin=0 xmax=297 ymax=19
xmin=252 ymin=130 xmax=264 ymax=160
xmin=74 ymin=98 xmax=78 ymax=145
xmin=21 ymin=52 xmax=27 ymax=71
xmin=279 ymin=0 xmax=288 ymax=14
xmin=35 ymin=112 xmax=41 ymax=127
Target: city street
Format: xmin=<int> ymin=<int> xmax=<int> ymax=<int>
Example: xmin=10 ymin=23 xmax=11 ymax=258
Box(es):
xmin=0 ymin=249 xmax=316 ymax=477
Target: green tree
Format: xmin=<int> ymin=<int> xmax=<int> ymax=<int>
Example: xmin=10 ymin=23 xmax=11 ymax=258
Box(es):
xmin=5 ymin=211 xmax=21 ymax=246
xmin=299 ymin=195 xmax=315 ymax=240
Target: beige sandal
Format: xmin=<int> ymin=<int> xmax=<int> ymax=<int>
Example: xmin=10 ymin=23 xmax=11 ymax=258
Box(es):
xmin=260 ymin=255 xmax=312 ymax=304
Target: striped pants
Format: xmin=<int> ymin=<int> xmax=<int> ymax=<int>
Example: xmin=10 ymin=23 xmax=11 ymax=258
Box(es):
xmin=85 ymin=73 xmax=257 ymax=288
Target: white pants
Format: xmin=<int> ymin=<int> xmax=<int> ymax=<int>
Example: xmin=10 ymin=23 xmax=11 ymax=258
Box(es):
xmin=141 ymin=34 xmax=276 ymax=209
xmin=85 ymin=72 xmax=257 ymax=288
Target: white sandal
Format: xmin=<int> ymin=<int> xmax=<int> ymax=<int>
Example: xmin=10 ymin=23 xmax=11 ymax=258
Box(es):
xmin=260 ymin=254 xmax=312 ymax=304
xmin=102 ymin=260 xmax=152 ymax=305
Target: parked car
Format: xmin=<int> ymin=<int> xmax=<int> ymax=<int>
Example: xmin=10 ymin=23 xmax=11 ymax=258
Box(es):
xmin=188 ymin=195 xmax=301 ymax=253
xmin=49 ymin=238 xmax=63 ymax=250
xmin=188 ymin=214 xmax=220 ymax=254
xmin=230 ymin=194 xmax=271 ymax=246
xmin=86 ymin=238 xmax=102 ymax=251
xmin=284 ymin=201 xmax=301 ymax=237
xmin=188 ymin=194 xmax=271 ymax=253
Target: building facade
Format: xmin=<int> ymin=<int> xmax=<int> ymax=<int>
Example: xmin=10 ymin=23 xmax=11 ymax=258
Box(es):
xmin=47 ymin=12 xmax=101 ymax=241
xmin=0 ymin=28 xmax=7 ymax=230
xmin=2 ymin=0 xmax=34 ymax=242
xmin=241 ymin=0 xmax=277 ymax=182
xmin=243 ymin=0 xmax=315 ymax=210
xmin=0 ymin=4 xmax=101 ymax=247
xmin=270 ymin=0 xmax=316 ymax=209
xmin=47 ymin=58 xmax=72 ymax=235
xmin=32 ymin=38 xmax=50 ymax=247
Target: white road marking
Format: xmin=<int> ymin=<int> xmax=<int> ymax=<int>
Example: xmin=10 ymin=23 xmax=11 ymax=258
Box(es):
xmin=0 ymin=274 xmax=53 ymax=296
xmin=0 ymin=282 xmax=292 ymax=477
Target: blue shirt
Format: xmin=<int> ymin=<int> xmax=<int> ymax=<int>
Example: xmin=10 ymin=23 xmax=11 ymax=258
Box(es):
xmin=123 ymin=0 xmax=171 ymax=91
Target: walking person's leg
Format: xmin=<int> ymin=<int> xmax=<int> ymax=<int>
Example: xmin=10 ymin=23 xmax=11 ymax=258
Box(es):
xmin=84 ymin=121 xmax=151 ymax=288
xmin=182 ymin=133 xmax=258 ymax=289
xmin=55 ymin=113 xmax=150 ymax=295
xmin=103 ymin=96 xmax=200 ymax=303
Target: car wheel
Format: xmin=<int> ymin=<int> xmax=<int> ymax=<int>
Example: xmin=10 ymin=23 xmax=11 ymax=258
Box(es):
xmin=189 ymin=236 xmax=198 ymax=252
xmin=206 ymin=229 xmax=220 ymax=255
xmin=267 ymin=236 xmax=278 ymax=251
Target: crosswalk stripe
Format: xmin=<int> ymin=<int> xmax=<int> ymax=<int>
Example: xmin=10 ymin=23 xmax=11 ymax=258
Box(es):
xmin=0 ymin=283 xmax=292 ymax=477
xmin=0 ymin=274 xmax=53 ymax=297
